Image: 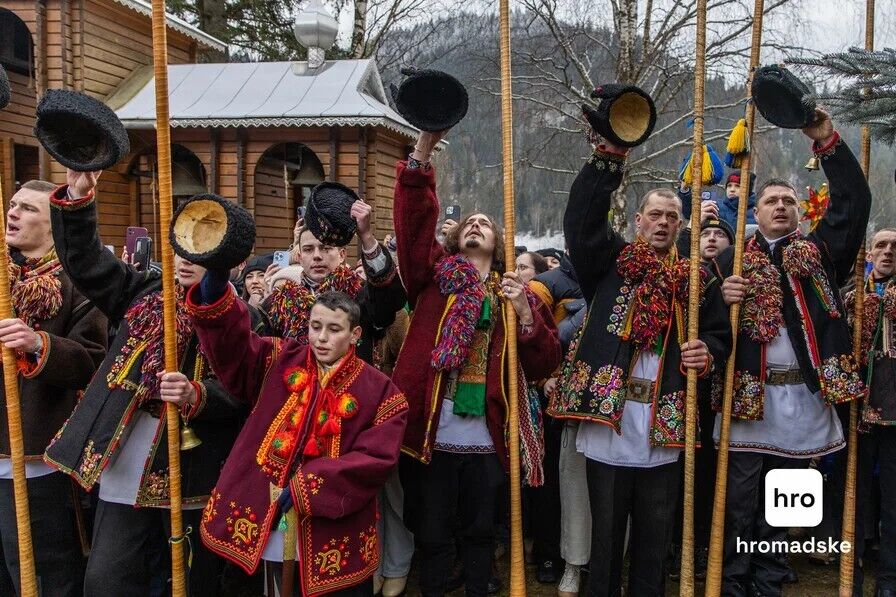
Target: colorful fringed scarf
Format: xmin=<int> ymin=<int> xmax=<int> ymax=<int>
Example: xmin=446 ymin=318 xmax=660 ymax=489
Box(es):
xmin=431 ymin=254 xmax=500 ymax=371
xmin=107 ymin=287 xmax=194 ymax=406
xmin=847 ymin=278 xmax=896 ymax=364
xmin=741 ymin=241 xmax=785 ymax=342
xmin=741 ymin=234 xmax=840 ymax=343
xmin=8 ymin=249 xmax=63 ymax=326
xmin=265 ymin=265 xmax=363 ymax=344
xmin=615 ymin=239 xmax=692 ymax=352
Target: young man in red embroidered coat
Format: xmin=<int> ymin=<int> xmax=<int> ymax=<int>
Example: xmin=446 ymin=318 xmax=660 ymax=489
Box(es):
xmin=186 ymin=279 xmax=408 ymax=596
xmin=718 ymin=109 xmax=871 ymax=597
xmin=0 ymin=180 xmax=107 ymax=597
xmin=392 ymin=129 xmax=561 ymax=597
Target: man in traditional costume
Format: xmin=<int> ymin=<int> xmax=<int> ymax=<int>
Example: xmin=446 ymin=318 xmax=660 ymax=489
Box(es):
xmin=548 ymin=131 xmax=731 ymax=596
xmin=844 ymin=228 xmax=896 ymax=597
xmin=43 ymin=169 xmax=268 ymax=597
xmin=262 ymin=199 xmax=405 ymax=364
xmin=392 ymin=129 xmax=561 ymax=597
xmin=0 ymin=180 xmax=107 ymax=597
xmin=185 ymin=278 xmax=408 ymax=596
xmin=717 ymin=109 xmax=870 ymax=597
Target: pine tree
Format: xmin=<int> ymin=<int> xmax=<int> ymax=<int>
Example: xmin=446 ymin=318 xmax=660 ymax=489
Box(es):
xmin=796 ymin=48 xmax=896 ymax=145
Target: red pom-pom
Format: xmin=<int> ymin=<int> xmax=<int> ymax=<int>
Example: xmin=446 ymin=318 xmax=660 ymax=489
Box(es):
xmin=303 ymin=438 xmax=321 ymax=457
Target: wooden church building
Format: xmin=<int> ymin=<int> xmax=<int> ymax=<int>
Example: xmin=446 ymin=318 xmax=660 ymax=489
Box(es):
xmin=0 ymin=0 xmax=415 ymax=254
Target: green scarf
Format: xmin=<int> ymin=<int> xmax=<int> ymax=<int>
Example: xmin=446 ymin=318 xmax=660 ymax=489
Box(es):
xmin=453 ymin=295 xmax=494 ymax=416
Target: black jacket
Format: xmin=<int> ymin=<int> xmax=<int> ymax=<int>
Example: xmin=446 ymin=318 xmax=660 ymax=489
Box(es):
xmin=714 ymin=139 xmax=870 ymax=421
xmin=547 ymin=149 xmax=731 ymax=447
xmin=44 ymin=187 xmax=269 ymax=507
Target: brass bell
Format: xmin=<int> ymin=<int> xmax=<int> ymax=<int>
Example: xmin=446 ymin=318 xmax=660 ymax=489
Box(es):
xmin=804 ymin=156 xmax=820 ymax=171
xmin=180 ymin=424 xmax=202 ymax=451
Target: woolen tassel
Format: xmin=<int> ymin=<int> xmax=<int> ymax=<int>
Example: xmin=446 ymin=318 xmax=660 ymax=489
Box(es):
xmin=706 ymin=145 xmax=725 ymax=185
xmin=303 ymin=437 xmax=320 ymax=457
xmin=679 ymin=153 xmax=695 ymax=186
xmin=725 ymin=118 xmax=749 ymax=168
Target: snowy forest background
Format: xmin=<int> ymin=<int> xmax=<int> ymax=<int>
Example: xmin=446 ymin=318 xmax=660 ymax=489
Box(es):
xmin=165 ymin=0 xmax=896 ymax=241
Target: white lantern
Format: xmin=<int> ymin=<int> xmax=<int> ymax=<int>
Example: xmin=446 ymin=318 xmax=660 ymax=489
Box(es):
xmin=293 ymin=0 xmax=338 ymax=68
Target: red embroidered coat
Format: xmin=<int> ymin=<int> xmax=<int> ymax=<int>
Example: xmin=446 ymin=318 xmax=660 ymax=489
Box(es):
xmin=392 ymin=161 xmax=561 ymax=468
xmin=186 ymin=287 xmax=408 ymax=595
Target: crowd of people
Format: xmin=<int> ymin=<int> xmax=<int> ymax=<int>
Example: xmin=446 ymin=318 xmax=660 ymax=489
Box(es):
xmin=0 ymin=105 xmax=893 ymax=597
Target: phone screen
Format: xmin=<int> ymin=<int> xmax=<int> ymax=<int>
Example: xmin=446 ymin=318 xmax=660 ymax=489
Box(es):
xmin=446 ymin=205 xmax=461 ymax=221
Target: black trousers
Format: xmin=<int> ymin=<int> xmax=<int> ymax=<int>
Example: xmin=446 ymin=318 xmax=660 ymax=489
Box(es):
xmin=722 ymin=452 xmax=807 ymax=597
xmin=840 ymin=426 xmax=896 ymax=594
xmin=527 ymin=415 xmax=563 ymax=563
xmin=585 ymin=458 xmax=681 ymax=597
xmin=84 ymin=499 xmax=224 ymax=597
xmin=0 ymin=472 xmax=85 ymax=597
xmin=403 ymin=451 xmax=505 ymax=597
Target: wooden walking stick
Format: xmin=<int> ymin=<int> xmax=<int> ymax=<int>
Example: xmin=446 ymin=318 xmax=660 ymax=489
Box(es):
xmin=497 ymin=0 xmax=525 ymax=593
xmin=148 ymin=1 xmax=188 ymax=594
xmin=680 ymin=0 xmax=709 ymax=593
xmin=839 ymin=3 xmax=874 ymax=594
xmin=0 ymin=123 xmax=39 ymax=597
xmin=705 ymin=0 xmax=766 ymax=594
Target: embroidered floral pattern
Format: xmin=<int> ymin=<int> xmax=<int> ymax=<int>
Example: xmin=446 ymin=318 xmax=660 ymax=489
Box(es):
xmin=817 ymin=354 xmax=864 ymax=406
xmin=651 ymin=391 xmax=685 ymax=445
xmin=226 ymin=505 xmax=259 ymax=546
xmin=606 ymin=285 xmax=633 ymax=335
xmin=137 ymin=470 xmax=170 ymax=504
xmin=315 ymin=538 xmax=350 ymax=577
xmin=732 ymin=370 xmax=764 ymax=420
xmin=305 ymin=473 xmax=323 ymax=495
xmin=77 ymin=440 xmax=102 ymax=482
xmin=586 ymin=365 xmax=625 ymax=422
xmin=358 ymin=526 xmax=376 ymax=565
xmin=203 ymin=489 xmax=220 ymax=525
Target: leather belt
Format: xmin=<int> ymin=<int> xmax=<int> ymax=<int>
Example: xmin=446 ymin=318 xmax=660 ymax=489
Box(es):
xmin=765 ymin=368 xmax=804 ymax=386
xmin=626 ymin=377 xmax=654 ymax=403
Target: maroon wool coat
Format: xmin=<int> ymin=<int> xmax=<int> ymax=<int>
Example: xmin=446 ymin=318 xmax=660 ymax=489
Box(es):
xmin=392 ymin=161 xmax=561 ymax=469
xmin=186 ymin=287 xmax=408 ymax=595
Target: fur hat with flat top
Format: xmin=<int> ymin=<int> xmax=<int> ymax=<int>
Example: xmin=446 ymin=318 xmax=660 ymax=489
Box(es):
xmin=582 ymin=84 xmax=657 ymax=148
xmin=170 ymin=194 xmax=256 ymax=272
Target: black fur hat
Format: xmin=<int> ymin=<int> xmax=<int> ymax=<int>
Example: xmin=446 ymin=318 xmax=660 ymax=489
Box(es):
xmin=34 ymin=89 xmax=130 ymax=171
xmin=305 ymin=182 xmax=359 ymax=247
xmin=390 ymin=67 xmax=469 ymax=132
xmin=0 ymin=65 xmax=9 ymax=111
xmin=751 ymin=65 xmax=816 ymax=129
xmin=582 ymin=84 xmax=657 ymax=148
xmin=170 ymin=194 xmax=256 ymax=271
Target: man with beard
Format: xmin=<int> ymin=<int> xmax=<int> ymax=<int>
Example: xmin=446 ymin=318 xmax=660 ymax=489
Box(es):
xmin=717 ymin=108 xmax=871 ymax=597
xmin=549 ymin=129 xmax=731 ymax=596
xmin=43 ymin=169 xmax=269 ymax=597
xmin=0 ymin=180 xmax=106 ymax=597
xmin=262 ymin=199 xmax=405 ymax=364
xmin=393 ymin=129 xmax=561 ymax=597
xmin=843 ymin=228 xmax=896 ymax=596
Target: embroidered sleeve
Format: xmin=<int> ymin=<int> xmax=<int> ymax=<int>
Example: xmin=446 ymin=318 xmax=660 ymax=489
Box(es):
xmin=19 ymin=331 xmax=50 ymax=379
xmin=374 ymin=393 xmax=408 ymax=426
xmin=181 ymin=381 xmax=207 ymax=421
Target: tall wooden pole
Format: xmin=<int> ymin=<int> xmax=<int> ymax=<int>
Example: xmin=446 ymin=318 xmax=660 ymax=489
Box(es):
xmin=148 ymin=1 xmax=187 ymax=595
xmin=0 ymin=137 xmax=38 ymax=597
xmin=497 ymin=0 xmax=525 ymax=593
xmin=705 ymin=0 xmax=765 ymax=594
xmin=680 ymin=0 xmax=709 ymax=593
xmin=839 ymin=2 xmax=874 ymax=594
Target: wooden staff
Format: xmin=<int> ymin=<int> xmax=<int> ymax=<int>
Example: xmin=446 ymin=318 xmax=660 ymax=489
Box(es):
xmin=680 ymin=0 xmax=709 ymax=593
xmin=148 ymin=1 xmax=187 ymax=595
xmin=0 ymin=133 xmax=38 ymax=597
xmin=497 ymin=0 xmax=525 ymax=592
xmin=705 ymin=0 xmax=765 ymax=594
xmin=839 ymin=2 xmax=874 ymax=594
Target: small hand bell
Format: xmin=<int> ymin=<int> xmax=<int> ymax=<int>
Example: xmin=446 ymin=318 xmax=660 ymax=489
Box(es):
xmin=804 ymin=156 xmax=820 ymax=171
xmin=180 ymin=424 xmax=202 ymax=451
